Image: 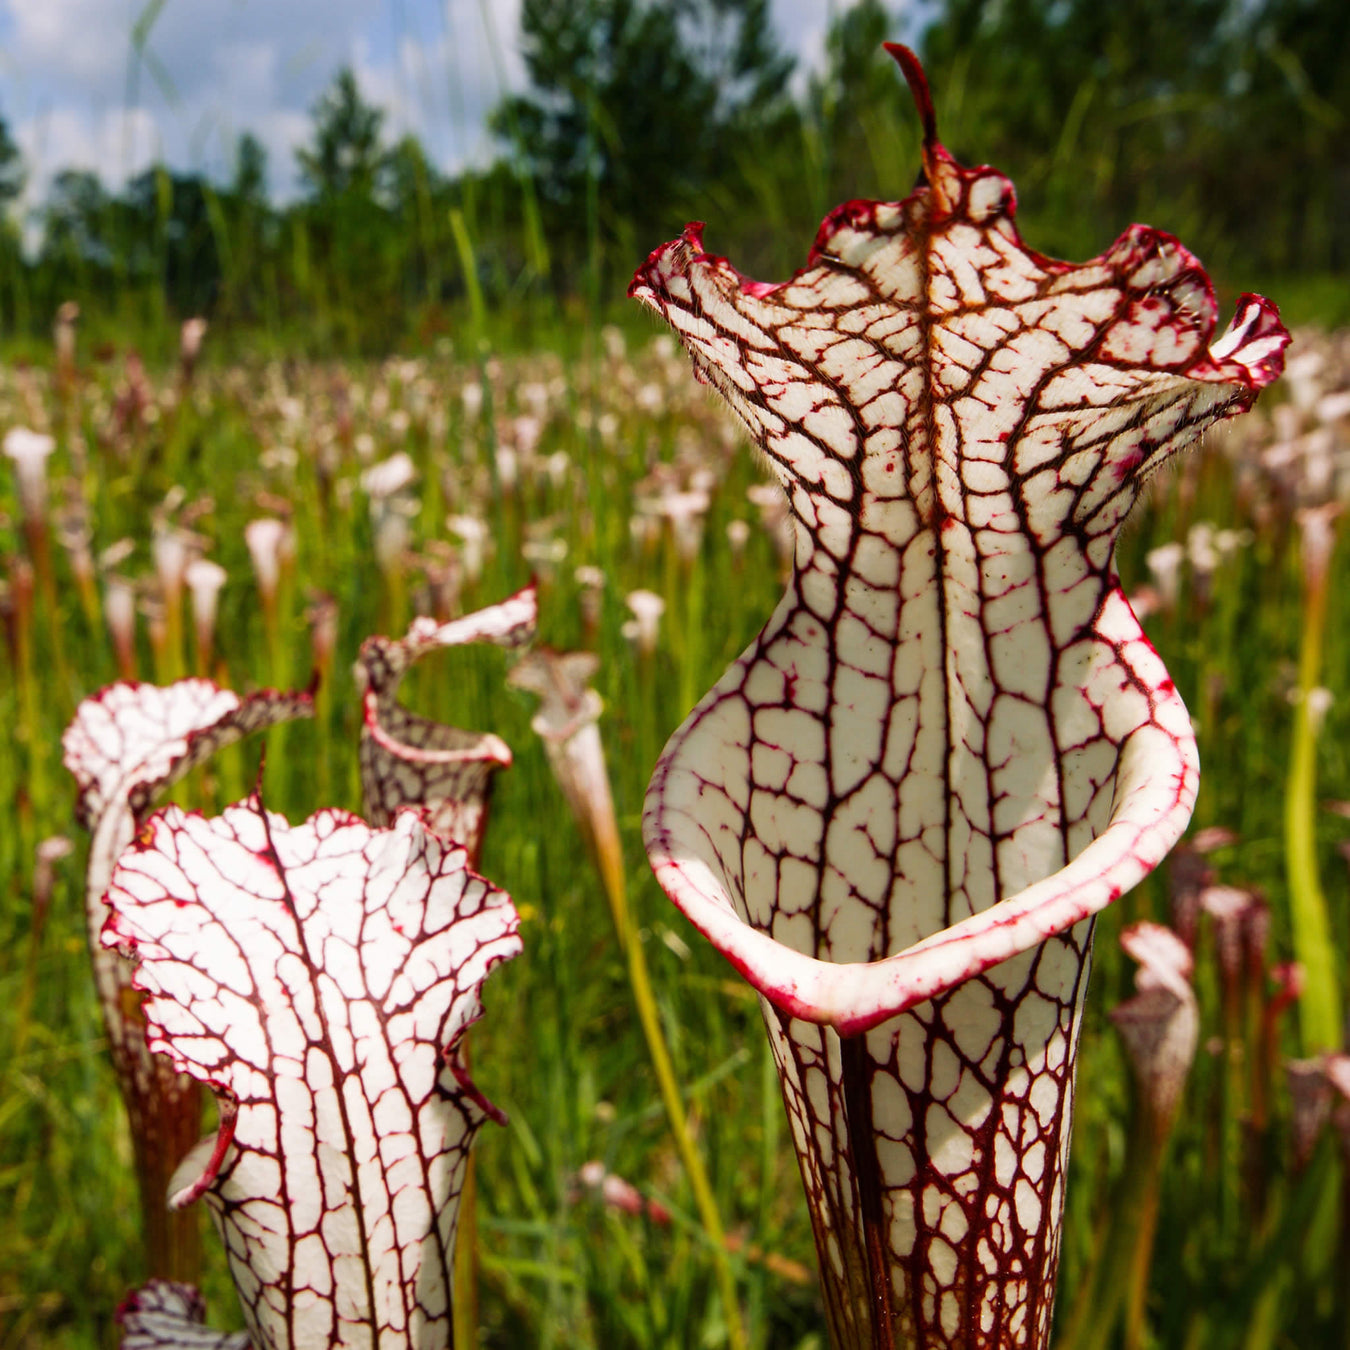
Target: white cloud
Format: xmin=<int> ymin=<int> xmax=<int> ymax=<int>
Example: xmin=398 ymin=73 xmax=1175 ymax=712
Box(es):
xmin=0 ymin=0 xmax=855 ymax=220
xmin=2 ymin=0 xmax=130 ymax=90
xmin=14 ymin=105 xmax=159 ymax=207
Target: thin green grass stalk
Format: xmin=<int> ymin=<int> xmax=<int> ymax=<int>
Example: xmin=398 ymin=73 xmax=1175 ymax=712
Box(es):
xmin=1285 ymin=522 xmax=1342 ymax=1054
xmin=1058 ymin=1107 xmax=1168 ymax=1350
xmin=474 ymin=0 xmax=551 ymax=289
xmin=449 ymin=207 xmax=504 ymax=523
xmin=549 ymin=722 xmax=749 ymax=1350
xmin=1240 ymin=1275 xmax=1287 ymax=1350
xmin=607 ymin=882 xmax=748 ymax=1350
xmin=10 ymin=561 xmax=49 ymax=851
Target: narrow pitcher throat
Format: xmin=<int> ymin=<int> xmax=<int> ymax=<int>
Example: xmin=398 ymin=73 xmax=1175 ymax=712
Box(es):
xmin=764 ymin=929 xmax=1093 ymax=1350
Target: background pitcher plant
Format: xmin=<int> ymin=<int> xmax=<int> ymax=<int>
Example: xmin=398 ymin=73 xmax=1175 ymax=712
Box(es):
xmin=103 ymin=799 xmax=522 ymax=1348
xmin=631 ymin=45 xmax=1287 ymax=1349
xmin=62 ymin=679 xmax=315 ymax=1283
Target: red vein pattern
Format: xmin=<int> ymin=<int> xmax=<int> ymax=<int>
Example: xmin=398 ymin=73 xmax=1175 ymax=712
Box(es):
xmin=631 ymin=45 xmax=1286 ymax=1350
xmin=116 ymin=1280 xmax=250 ymax=1349
xmin=61 ymin=680 xmax=314 ymax=1279
xmin=356 ymin=586 xmax=537 ymax=862
xmin=103 ymin=799 xmax=522 ymax=1349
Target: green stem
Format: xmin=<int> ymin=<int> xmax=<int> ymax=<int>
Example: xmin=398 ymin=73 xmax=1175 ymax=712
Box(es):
xmin=1284 ymin=565 xmax=1342 ymax=1053
xmin=1058 ymin=1109 xmax=1166 ymax=1350
xmin=611 ymin=884 xmax=748 ymax=1350
xmin=583 ymin=786 xmax=748 ymax=1349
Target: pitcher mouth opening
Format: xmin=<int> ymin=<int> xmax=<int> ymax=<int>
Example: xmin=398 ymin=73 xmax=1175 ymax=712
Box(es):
xmin=644 ymin=664 xmax=1198 ymax=1038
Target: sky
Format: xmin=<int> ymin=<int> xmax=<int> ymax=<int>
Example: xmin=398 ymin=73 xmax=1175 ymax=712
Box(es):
xmin=0 ymin=0 xmax=887 ymax=221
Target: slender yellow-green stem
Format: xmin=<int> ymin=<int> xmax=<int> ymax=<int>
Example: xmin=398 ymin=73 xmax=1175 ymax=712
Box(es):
xmin=1285 ymin=519 xmax=1342 ymax=1054
xmin=527 ymin=698 xmax=748 ymax=1350
xmin=591 ymin=828 xmax=749 ymax=1350
xmin=1058 ymin=1109 xmax=1166 ymax=1350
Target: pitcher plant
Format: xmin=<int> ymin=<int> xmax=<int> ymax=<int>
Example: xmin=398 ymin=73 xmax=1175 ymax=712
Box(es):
xmin=631 ymin=44 xmax=1287 ymax=1349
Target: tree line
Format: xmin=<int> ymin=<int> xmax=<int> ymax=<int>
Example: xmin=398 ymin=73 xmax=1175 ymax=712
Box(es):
xmin=0 ymin=0 xmax=1343 ymax=353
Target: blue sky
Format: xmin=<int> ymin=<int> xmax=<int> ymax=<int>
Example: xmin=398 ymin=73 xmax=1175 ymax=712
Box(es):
xmin=0 ymin=0 xmax=884 ymax=216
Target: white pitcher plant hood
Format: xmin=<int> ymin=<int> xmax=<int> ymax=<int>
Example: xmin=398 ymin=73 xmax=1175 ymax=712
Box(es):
xmin=355 ymin=585 xmax=537 ymax=862
xmin=103 ymin=797 xmax=522 ymax=1349
xmin=62 ymin=679 xmax=314 ymax=1276
xmin=630 ymin=44 xmax=1287 ymax=1350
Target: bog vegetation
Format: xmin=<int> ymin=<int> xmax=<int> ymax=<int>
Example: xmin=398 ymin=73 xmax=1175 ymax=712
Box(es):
xmin=2 ymin=2 xmax=1349 ymax=1347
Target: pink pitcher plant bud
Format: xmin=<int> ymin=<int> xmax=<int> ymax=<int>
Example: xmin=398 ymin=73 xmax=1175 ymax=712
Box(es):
xmin=243 ymin=516 xmax=292 ymax=609
xmin=726 ymin=517 xmax=751 ymax=561
xmin=630 ymin=43 xmax=1285 ymax=1348
xmin=1190 ymin=825 xmax=1239 ymax=853
xmin=1200 ymin=883 xmax=1262 ymax=999
xmin=447 ymin=515 xmax=490 ymax=583
xmin=185 ymin=558 xmax=228 ymax=675
xmin=1167 ymin=843 xmax=1214 ymax=950
xmin=29 ymin=836 xmax=74 ymax=977
xmin=33 ymin=833 xmax=73 ymax=917
xmin=104 ymin=797 xmax=521 ymax=1349
xmin=1286 ymin=1053 xmax=1350 ymax=1170
xmin=178 ymin=317 xmax=208 ymax=387
xmin=356 ymin=586 xmax=537 ymax=862
xmin=53 ymin=300 xmax=79 ymax=397
xmin=62 ymin=679 xmax=314 ymax=1281
xmin=4 ymin=426 xmax=55 ymax=523
xmin=1111 ymin=922 xmax=1200 ymax=1132
xmin=622 ymin=588 xmax=665 ymax=657
xmin=104 ymin=574 xmax=139 ymax=680
xmin=1286 ymin=1058 xmax=1330 ymax=1170
xmin=306 ymin=590 xmax=339 ymax=677
xmin=572 ymin=1160 xmax=672 ymax=1225
xmin=508 ymin=647 xmax=620 ymax=899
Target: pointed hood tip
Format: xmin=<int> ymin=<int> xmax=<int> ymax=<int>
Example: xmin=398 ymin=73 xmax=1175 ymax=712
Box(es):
xmin=885 ymin=44 xmax=939 ymax=150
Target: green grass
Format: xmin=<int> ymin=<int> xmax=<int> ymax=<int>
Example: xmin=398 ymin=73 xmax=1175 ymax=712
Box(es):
xmin=1 ymin=318 xmax=1347 ymax=1349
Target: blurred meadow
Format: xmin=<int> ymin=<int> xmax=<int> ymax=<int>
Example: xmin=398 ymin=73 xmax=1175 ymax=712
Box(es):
xmin=2 ymin=1 xmax=1350 ymax=1347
